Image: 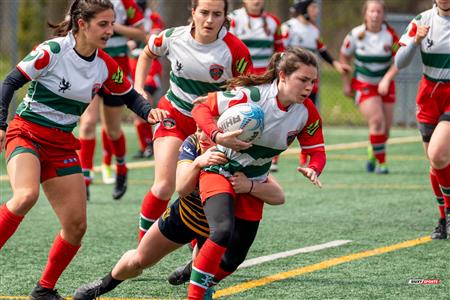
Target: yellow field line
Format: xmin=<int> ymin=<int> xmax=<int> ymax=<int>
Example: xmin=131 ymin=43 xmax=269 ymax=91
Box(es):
xmin=0 ymin=136 xmax=421 ymax=182
xmin=214 ymin=236 xmax=432 ymax=298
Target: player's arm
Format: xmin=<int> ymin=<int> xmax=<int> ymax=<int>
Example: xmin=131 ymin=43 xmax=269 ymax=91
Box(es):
xmin=113 ymin=23 xmax=146 ymax=43
xmin=0 ymin=68 xmax=30 ymax=151
xmin=228 ymin=172 xmax=285 ymax=205
xmin=176 ymin=147 xmax=228 ymax=197
xmin=135 ymin=45 xmax=158 ymax=97
xmin=396 ymin=20 xmax=429 ymax=69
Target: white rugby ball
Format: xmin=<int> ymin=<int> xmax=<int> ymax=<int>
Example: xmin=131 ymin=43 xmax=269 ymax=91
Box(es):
xmin=217 ymin=103 xmax=264 ymax=142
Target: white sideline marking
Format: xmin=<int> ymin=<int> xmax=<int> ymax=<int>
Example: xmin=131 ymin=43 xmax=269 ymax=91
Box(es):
xmin=238 ymin=239 xmax=352 ymax=269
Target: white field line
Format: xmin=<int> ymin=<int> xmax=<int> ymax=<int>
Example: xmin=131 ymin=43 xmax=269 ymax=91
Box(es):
xmin=0 ymin=136 xmax=421 ymax=182
xmin=238 ymin=240 xmax=352 ymax=269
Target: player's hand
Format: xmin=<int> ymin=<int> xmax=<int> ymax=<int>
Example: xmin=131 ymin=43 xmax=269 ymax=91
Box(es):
xmin=147 ymin=108 xmax=169 ymax=125
xmin=228 ymin=172 xmax=252 ymax=194
xmin=0 ymin=130 xmax=5 ymax=154
xmin=297 ymin=167 xmax=322 ymax=188
xmin=333 ymin=61 xmax=352 ymax=75
xmin=414 ymin=25 xmax=430 ymax=45
xmin=215 ymin=130 xmax=252 ymax=152
xmin=343 ymin=83 xmax=354 ymax=98
xmin=195 ymin=146 xmax=228 ymax=168
xmin=377 ymin=77 xmax=390 ymax=96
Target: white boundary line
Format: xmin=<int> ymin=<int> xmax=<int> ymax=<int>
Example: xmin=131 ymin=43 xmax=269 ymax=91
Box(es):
xmin=238 ymin=240 xmax=352 ymax=269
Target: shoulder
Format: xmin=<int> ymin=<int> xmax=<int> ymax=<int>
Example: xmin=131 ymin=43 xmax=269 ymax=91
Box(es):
xmin=264 ymin=12 xmax=282 ymax=26
xmin=223 ymin=32 xmax=251 ymax=55
xmin=350 ymin=24 xmax=365 ymax=36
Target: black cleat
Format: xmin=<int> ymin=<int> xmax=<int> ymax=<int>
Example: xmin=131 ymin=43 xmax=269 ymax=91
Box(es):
xmin=132 ymin=150 xmax=144 ymax=159
xmin=167 ymin=260 xmax=192 ymax=285
xmin=112 ymin=173 xmax=127 ymax=200
xmin=30 ymin=282 xmax=64 ymax=300
xmin=86 ymin=186 xmax=90 ymax=202
xmin=431 ymin=218 xmax=447 ymax=240
xmin=73 ymin=279 xmax=105 ymax=300
xmin=142 ymin=144 xmax=154 ymax=158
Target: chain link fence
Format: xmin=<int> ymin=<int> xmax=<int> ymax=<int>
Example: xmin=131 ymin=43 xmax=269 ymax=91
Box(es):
xmin=0 ymin=0 xmax=428 ymax=127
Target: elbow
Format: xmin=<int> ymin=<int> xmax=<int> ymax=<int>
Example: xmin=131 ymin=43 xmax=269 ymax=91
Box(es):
xmin=266 ymin=192 xmax=285 ymax=206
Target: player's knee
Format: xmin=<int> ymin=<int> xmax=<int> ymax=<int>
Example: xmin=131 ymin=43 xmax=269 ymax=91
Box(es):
xmin=66 ymin=219 xmax=87 ymax=242
xmin=105 ymin=128 xmax=122 ymax=141
xmin=209 ymin=219 xmax=234 ymax=247
xmin=152 ymin=181 xmax=175 ymax=199
xmin=220 ymin=256 xmax=242 ymax=273
xmin=12 ymin=188 xmax=40 ymax=214
xmin=429 ymin=149 xmax=450 ymax=170
xmin=79 ymin=120 xmax=97 ymax=137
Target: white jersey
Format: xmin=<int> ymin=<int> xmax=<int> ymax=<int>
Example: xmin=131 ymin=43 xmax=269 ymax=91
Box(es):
xmin=16 ymin=32 xmax=131 ymax=132
xmin=204 ymin=80 xmax=325 ymax=181
xmin=147 ymin=25 xmax=252 ymax=116
xmin=399 ymin=7 xmax=450 ymax=82
xmin=229 ymin=7 xmax=284 ymax=72
xmin=281 ymin=18 xmax=325 ymax=52
xmin=105 ymin=0 xmax=144 ymax=58
xmin=341 ymin=24 xmax=399 ymax=84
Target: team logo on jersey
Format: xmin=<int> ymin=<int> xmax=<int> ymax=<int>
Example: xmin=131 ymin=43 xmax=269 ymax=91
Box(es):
xmin=209 ymin=64 xmax=224 ymax=81
xmin=162 ymin=118 xmax=176 ymax=129
xmin=59 ymin=77 xmax=71 ymax=93
xmin=127 ymin=7 xmax=136 ymax=19
xmin=383 ymin=44 xmax=391 ymax=53
xmin=111 ymin=67 xmax=124 ymax=84
xmin=286 ymin=130 xmax=300 ymax=146
xmin=176 ymin=60 xmax=183 ymax=73
xmin=426 ymin=38 xmax=434 ymax=50
xmin=306 ymin=120 xmax=320 ymax=136
xmin=91 ymin=83 xmax=102 ymax=98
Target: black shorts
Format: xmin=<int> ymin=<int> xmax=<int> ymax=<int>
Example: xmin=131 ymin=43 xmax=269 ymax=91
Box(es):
xmin=158 ymin=199 xmax=207 ymax=246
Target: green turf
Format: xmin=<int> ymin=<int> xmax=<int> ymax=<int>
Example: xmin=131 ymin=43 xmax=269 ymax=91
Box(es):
xmin=0 ymin=126 xmax=448 ymax=299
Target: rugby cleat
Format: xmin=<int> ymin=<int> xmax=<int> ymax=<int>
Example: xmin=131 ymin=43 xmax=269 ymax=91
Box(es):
xmin=375 ymin=164 xmax=389 ymax=174
xmin=430 ymin=218 xmax=447 ymax=240
xmin=112 ymin=173 xmax=127 ymax=200
xmin=366 ymin=146 xmax=376 ymax=173
xmin=73 ymin=279 xmax=105 ymax=300
xmin=167 ymin=260 xmax=192 ymax=285
xmin=101 ymin=164 xmax=115 ymax=184
xmin=30 ymin=282 xmax=64 ymax=300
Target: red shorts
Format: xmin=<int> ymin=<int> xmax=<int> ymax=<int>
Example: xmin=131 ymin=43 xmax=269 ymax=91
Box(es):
xmin=129 ymin=57 xmax=162 ymax=89
xmin=352 ymin=79 xmax=396 ymax=105
xmin=5 ymin=116 xmax=82 ymax=182
xmin=199 ymin=171 xmax=265 ymax=221
xmin=153 ymin=97 xmax=197 ymax=141
xmin=416 ymin=76 xmax=450 ymax=125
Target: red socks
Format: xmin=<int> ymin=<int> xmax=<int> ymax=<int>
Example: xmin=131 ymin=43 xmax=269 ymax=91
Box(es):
xmin=434 ymin=164 xmax=450 ymax=209
xmin=79 ymin=138 xmax=96 ymax=186
xmin=135 ymin=122 xmax=153 ymax=151
xmin=139 ymin=191 xmax=169 ymax=241
xmin=369 ymin=134 xmax=387 ymax=164
xmin=188 ymin=239 xmax=226 ymax=299
xmin=109 ymin=132 xmax=127 ymax=176
xmin=430 ymin=170 xmax=446 ymax=219
xmin=0 ymin=204 xmax=24 ymax=250
xmin=39 ymin=234 xmax=80 ymax=289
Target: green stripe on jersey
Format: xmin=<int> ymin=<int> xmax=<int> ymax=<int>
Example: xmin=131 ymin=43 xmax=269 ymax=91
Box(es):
xmin=16 ymin=103 xmax=78 ymax=132
xmin=252 ymin=54 xmax=272 ymax=61
xmin=354 ymin=65 xmax=389 ymax=77
xmin=355 ymin=53 xmax=392 ymax=63
xmin=26 ymin=82 xmax=89 ymax=116
xmin=242 ymin=39 xmax=273 ymax=48
xmin=421 ymin=52 xmax=450 ymax=69
xmin=170 ymin=72 xmax=226 ymax=96
xmin=166 ymin=89 xmax=194 ymax=112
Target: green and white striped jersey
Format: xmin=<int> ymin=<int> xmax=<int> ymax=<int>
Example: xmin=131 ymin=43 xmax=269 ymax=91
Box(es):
xmin=16 ymin=32 xmax=132 ymax=132
xmin=205 ymin=80 xmax=325 ymax=181
xmin=104 ymin=0 xmax=144 ymax=58
xmin=229 ymin=7 xmax=284 ymax=72
xmin=147 ymin=25 xmax=252 ymax=116
xmin=399 ymin=7 xmax=450 ymax=82
xmin=341 ymin=24 xmax=399 ymax=85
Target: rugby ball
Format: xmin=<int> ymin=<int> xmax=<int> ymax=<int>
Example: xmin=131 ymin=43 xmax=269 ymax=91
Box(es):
xmin=217 ymin=103 xmax=264 ymax=142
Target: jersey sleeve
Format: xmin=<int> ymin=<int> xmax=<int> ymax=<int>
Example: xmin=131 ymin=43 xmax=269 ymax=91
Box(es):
xmin=340 ymin=30 xmax=356 ymax=57
xmin=16 ymin=41 xmax=57 ymax=80
xmin=98 ymin=50 xmax=132 ymax=95
xmin=147 ymin=28 xmax=172 ymax=57
xmin=281 ymin=22 xmax=292 ymax=48
xmin=122 ymin=0 xmax=144 ymax=26
xmin=223 ymin=33 xmax=253 ymax=76
xmin=269 ymin=13 xmax=285 ymax=53
xmin=178 ymin=134 xmax=201 ymax=163
xmin=296 ymin=99 xmax=325 ymax=154
xmin=398 ymin=15 xmax=421 ymax=47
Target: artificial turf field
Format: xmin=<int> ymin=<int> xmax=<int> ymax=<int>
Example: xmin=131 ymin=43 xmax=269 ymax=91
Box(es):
xmin=0 ymin=126 xmax=448 ymax=299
